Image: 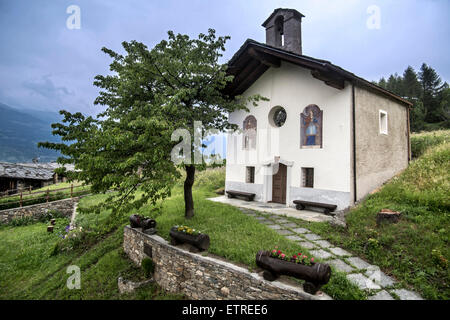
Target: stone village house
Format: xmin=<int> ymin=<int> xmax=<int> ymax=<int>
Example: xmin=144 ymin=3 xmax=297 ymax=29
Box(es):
xmin=0 ymin=162 xmax=73 ymax=194
xmin=224 ymin=8 xmax=412 ymax=211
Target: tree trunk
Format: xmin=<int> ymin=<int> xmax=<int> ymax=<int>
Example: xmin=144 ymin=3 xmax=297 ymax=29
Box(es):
xmin=184 ymin=165 xmax=195 ymax=219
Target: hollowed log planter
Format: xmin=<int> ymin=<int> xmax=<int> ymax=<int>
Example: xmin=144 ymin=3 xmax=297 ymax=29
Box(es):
xmin=169 ymin=227 xmax=210 ymax=252
xmin=256 ymin=250 xmax=332 ymax=295
xmin=129 ymin=214 xmax=156 ymax=230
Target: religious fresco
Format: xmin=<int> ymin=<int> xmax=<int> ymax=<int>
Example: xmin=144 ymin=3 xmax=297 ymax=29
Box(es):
xmin=243 ymin=115 xmax=257 ymax=149
xmin=300 ymin=105 xmax=323 ymax=148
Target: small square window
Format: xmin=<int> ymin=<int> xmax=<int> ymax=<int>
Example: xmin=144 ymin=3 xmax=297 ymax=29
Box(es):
xmin=302 ymin=168 xmax=314 ymax=188
xmin=246 ymin=166 xmax=255 ymax=184
xmin=379 ymin=110 xmax=388 ymax=135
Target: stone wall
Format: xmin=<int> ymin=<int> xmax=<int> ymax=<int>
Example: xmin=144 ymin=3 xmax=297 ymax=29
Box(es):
xmin=0 ymin=197 xmax=80 ymax=224
xmin=123 ymin=226 xmax=330 ymax=300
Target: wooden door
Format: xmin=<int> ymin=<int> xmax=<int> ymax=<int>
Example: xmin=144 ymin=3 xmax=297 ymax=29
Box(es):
xmin=272 ymin=163 xmax=287 ymax=204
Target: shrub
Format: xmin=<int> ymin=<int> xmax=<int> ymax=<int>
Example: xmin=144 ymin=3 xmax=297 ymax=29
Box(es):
xmin=410 ymin=130 xmax=449 ymax=158
xmin=8 ymin=216 xmax=34 ymax=227
xmin=141 ymin=257 xmax=155 ymax=278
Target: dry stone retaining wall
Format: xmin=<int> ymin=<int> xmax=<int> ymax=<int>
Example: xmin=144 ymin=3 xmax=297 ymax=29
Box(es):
xmin=0 ymin=197 xmax=81 ymax=224
xmin=123 ymin=225 xmax=329 ymax=300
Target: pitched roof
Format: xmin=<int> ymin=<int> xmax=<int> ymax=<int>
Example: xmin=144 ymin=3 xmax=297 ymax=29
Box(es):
xmin=0 ymin=162 xmax=55 ymax=180
xmin=224 ymin=39 xmax=412 ymax=107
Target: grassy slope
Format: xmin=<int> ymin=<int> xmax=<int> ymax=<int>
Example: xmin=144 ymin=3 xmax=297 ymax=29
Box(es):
xmin=0 ymin=166 xmax=365 ymax=300
xmin=290 ymin=130 xmax=450 ymax=299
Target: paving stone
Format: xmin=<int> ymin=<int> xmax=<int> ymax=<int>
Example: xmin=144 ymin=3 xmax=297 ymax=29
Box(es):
xmin=255 ymin=216 xmax=267 ymax=221
xmin=275 ymin=229 xmax=294 ymax=236
xmin=292 ymin=227 xmax=310 ymax=234
xmin=281 ymin=222 xmax=298 ymax=228
xmin=327 ymin=259 xmax=355 ymax=273
xmin=346 ymin=273 xmax=381 ymax=290
xmin=310 ymin=249 xmax=333 ymax=260
xmin=267 ymin=224 xmax=282 ymax=230
xmin=313 ymin=240 xmax=332 ymax=248
xmin=346 ymin=257 xmax=372 ymax=270
xmin=259 ymin=219 xmax=273 ymax=224
xmin=275 ymin=219 xmax=289 ymax=223
xmin=368 ymin=290 xmax=394 ymax=300
xmin=391 ymin=289 xmax=423 ymax=300
xmin=298 ymin=241 xmax=317 ymax=249
xmin=365 ymin=267 xmax=395 ymax=287
xmin=328 ymin=247 xmax=352 ymax=257
xmin=286 ymin=235 xmax=303 ymax=241
xmin=303 ymin=233 xmax=322 ymax=241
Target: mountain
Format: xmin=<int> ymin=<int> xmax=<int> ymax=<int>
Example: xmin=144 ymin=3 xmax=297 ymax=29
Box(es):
xmin=0 ymin=103 xmax=62 ymax=162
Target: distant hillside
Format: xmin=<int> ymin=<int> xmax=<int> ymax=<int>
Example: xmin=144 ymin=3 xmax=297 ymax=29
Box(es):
xmin=0 ymin=103 xmax=61 ymax=162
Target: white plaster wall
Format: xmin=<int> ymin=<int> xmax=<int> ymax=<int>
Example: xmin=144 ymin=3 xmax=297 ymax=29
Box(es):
xmin=226 ymin=61 xmax=352 ymax=206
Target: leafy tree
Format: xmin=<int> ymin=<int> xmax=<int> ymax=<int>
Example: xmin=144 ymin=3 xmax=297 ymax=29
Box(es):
xmin=402 ymin=66 xmax=421 ymax=99
xmin=39 ymin=29 xmax=266 ymax=219
xmin=419 ymin=63 xmax=444 ymax=122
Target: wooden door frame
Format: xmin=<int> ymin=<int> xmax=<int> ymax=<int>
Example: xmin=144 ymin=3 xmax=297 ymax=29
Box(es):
xmin=262 ymin=158 xmax=293 ymax=206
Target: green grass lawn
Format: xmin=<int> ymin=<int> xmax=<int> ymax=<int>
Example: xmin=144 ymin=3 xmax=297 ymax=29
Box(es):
xmin=3 ymin=131 xmax=446 ymax=300
xmin=286 ymin=132 xmax=450 ymax=300
xmin=0 ymin=166 xmax=366 ymax=300
xmin=0 ymin=181 xmax=91 ymax=211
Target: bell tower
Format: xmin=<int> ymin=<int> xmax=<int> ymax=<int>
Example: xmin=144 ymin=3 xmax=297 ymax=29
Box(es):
xmin=262 ymin=8 xmax=305 ymax=55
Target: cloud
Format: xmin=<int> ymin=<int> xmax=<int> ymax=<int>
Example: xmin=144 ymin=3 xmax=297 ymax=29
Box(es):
xmin=22 ymin=74 xmax=73 ymax=100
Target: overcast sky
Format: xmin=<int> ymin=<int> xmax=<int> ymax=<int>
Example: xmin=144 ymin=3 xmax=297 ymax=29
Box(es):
xmin=0 ymin=0 xmax=449 ymax=116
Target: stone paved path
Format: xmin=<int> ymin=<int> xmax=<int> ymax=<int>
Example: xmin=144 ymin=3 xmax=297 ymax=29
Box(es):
xmin=237 ymin=207 xmax=424 ymax=300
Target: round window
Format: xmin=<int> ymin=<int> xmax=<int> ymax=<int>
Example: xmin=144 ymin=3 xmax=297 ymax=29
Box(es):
xmin=269 ymin=106 xmax=287 ymax=127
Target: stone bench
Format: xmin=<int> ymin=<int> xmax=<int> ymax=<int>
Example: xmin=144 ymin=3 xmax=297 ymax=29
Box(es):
xmin=226 ymin=190 xmax=255 ymax=201
xmin=293 ymin=200 xmax=337 ymax=215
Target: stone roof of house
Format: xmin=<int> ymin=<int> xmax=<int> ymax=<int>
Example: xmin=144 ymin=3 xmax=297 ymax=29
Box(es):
xmin=0 ymin=162 xmax=55 ymax=181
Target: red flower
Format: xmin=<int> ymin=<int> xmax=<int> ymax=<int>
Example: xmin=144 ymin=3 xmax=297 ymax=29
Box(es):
xmin=277 ymin=250 xmax=281 ymax=255
xmin=311 ymin=258 xmax=314 ymax=262
xmin=272 ymin=249 xmax=276 ymax=253
xmin=298 ymin=253 xmax=302 ymax=256
xmin=293 ymin=255 xmax=297 ymax=259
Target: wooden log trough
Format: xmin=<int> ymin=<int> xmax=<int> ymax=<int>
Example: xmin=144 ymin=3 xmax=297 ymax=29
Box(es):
xmin=129 ymin=214 xmax=156 ymax=230
xmin=169 ymin=226 xmax=210 ymax=252
xmin=256 ymin=250 xmax=332 ymax=295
